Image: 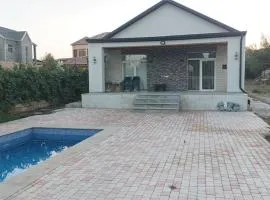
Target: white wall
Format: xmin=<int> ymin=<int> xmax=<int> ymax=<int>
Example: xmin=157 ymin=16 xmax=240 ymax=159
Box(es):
xmin=88 ymin=44 xmax=105 ymax=92
xmin=113 ymin=3 xmax=228 ymax=38
xmin=227 ymin=37 xmax=241 ymax=92
xmin=215 ymin=44 xmax=227 ymax=92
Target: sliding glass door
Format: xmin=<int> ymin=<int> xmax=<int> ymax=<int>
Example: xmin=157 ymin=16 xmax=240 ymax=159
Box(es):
xmin=188 ymin=60 xmax=200 ymax=90
xmin=202 ymin=61 xmax=215 ymax=90
xmin=188 ymin=59 xmax=215 ymax=91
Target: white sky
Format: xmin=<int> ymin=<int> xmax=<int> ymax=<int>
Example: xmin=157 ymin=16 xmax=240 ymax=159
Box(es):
xmin=1 ymin=0 xmax=269 ymax=59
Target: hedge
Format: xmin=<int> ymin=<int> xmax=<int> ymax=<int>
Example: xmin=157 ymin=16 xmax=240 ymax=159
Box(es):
xmin=0 ymin=65 xmax=88 ymax=112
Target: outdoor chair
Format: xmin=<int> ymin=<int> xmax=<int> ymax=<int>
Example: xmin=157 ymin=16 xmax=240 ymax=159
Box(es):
xmin=120 ymin=77 xmax=133 ymax=91
xmin=132 ymin=76 xmax=140 ymax=91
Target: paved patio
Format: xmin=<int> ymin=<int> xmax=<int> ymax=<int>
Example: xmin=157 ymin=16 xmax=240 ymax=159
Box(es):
xmin=0 ymin=109 xmax=270 ymax=199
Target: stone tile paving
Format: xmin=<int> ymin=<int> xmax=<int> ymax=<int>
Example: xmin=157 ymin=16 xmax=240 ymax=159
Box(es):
xmin=1 ymin=109 xmax=270 ymax=199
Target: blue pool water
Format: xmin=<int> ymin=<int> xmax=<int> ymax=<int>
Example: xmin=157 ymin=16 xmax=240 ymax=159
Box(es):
xmin=0 ymin=128 xmax=102 ymax=182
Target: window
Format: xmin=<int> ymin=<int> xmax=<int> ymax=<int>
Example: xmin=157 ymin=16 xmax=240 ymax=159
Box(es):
xmin=8 ymin=45 xmax=13 ymax=53
xmin=78 ymin=49 xmax=86 ymax=57
xmin=188 ymin=59 xmax=215 ymax=91
xmin=122 ymin=55 xmax=147 ymax=77
xmin=73 ymin=50 xmax=77 ymax=57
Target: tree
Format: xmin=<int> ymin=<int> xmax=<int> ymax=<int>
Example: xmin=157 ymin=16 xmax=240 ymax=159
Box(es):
xmin=42 ymin=53 xmax=58 ymax=69
xmin=246 ymin=35 xmax=270 ymax=79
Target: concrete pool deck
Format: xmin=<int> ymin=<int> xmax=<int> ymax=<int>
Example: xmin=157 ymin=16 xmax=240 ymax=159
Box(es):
xmin=0 ymin=108 xmax=270 ymax=199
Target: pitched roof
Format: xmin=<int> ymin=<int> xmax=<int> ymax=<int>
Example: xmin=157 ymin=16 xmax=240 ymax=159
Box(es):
xmin=71 ymin=33 xmax=110 ymax=46
xmin=0 ymin=26 xmax=27 ymax=41
xmin=90 ymin=32 xmax=110 ymax=39
xmin=104 ymin=0 xmax=239 ymax=39
xmin=71 ymin=37 xmax=89 ymax=46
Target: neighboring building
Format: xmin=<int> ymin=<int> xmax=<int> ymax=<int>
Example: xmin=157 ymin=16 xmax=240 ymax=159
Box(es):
xmin=0 ymin=26 xmax=36 ymax=66
xmin=71 ymin=37 xmax=88 ymax=58
xmin=59 ymin=33 xmax=108 ymax=68
xmin=82 ymin=0 xmax=248 ymax=111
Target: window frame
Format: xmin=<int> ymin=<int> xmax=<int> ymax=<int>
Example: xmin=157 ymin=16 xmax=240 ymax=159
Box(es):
xmin=188 ymin=58 xmax=216 ymax=91
xmin=8 ymin=44 xmax=13 ymax=53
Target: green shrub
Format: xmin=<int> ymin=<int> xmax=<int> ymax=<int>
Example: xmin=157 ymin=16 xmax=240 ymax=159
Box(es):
xmin=0 ymin=64 xmax=88 ymax=112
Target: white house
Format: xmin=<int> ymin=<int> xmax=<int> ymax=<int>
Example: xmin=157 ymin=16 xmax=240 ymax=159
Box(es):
xmin=82 ymin=0 xmax=248 ymax=111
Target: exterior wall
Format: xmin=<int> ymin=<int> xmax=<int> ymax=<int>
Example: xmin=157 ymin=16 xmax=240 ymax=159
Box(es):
xmin=147 ymin=48 xmax=187 ymax=91
xmin=105 ymin=50 xmax=122 ymax=83
xmin=20 ymin=34 xmax=33 ymax=63
xmin=72 ymin=44 xmax=88 ymax=58
xmin=5 ymin=39 xmax=19 ymax=62
xmin=113 ymin=4 xmax=228 ymax=39
xmin=82 ymin=92 xmax=248 ymax=111
xmin=227 ymin=37 xmax=241 ymax=92
xmin=88 ymin=44 xmax=105 ymax=92
xmin=82 ymin=93 xmax=136 ymax=109
xmin=215 ymin=44 xmax=227 ymax=91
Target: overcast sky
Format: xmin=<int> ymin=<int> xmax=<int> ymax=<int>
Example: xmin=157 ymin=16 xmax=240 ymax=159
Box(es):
xmin=1 ymin=0 xmax=269 ymax=59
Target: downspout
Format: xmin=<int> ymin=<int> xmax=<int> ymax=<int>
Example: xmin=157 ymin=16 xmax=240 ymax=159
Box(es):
xmin=239 ymin=32 xmax=247 ymax=93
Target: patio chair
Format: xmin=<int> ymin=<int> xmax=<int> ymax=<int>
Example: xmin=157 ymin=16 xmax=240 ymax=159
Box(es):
xmin=120 ymin=77 xmax=133 ymax=91
xmin=132 ymin=76 xmax=140 ymax=91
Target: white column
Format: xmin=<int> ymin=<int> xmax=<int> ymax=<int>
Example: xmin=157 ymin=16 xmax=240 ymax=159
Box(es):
xmin=241 ymin=36 xmax=246 ymax=90
xmin=88 ymin=44 xmax=105 ymax=92
xmin=226 ymin=37 xmax=241 ymax=92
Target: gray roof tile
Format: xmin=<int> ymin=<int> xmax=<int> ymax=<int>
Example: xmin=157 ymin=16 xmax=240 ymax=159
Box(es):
xmin=0 ymin=26 xmax=26 ymax=41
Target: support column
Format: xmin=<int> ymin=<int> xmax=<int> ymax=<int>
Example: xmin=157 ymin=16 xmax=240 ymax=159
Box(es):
xmin=88 ymin=44 xmax=105 ymax=92
xmin=226 ymin=37 xmax=241 ymax=92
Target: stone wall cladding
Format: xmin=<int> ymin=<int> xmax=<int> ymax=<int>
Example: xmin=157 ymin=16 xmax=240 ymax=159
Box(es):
xmin=147 ymin=48 xmax=188 ymax=91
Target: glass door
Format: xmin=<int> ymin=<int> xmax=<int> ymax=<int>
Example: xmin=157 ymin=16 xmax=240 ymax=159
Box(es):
xmin=202 ymin=61 xmax=215 ymax=90
xmin=188 ymin=59 xmax=215 ymax=91
xmin=188 ymin=60 xmax=200 ymax=90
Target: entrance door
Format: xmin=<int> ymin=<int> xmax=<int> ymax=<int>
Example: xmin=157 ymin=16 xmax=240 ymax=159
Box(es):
xmin=202 ymin=60 xmax=215 ymax=90
xmin=188 ymin=60 xmax=200 ymax=90
xmin=188 ymin=59 xmax=215 ymax=91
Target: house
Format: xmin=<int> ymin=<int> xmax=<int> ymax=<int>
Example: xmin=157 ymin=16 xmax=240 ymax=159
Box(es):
xmin=82 ymin=0 xmax=248 ymax=111
xmin=0 ymin=26 xmax=36 ymax=67
xmin=59 ymin=33 xmax=109 ymax=68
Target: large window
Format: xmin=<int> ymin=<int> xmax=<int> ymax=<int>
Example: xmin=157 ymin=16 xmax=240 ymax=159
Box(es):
xmin=188 ymin=59 xmax=215 ymax=91
xmin=122 ymin=55 xmax=147 ymax=77
xmin=73 ymin=50 xmax=77 ymax=57
xmin=122 ymin=54 xmax=148 ymax=90
xmin=78 ymin=49 xmax=87 ymax=57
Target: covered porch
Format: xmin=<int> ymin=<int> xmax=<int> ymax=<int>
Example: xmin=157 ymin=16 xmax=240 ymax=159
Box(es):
xmin=104 ymin=43 xmax=227 ymax=93
xmin=84 ymin=35 xmax=247 ymax=111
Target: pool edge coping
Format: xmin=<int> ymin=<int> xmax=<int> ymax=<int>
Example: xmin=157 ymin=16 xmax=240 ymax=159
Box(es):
xmin=0 ymin=125 xmax=121 ymax=200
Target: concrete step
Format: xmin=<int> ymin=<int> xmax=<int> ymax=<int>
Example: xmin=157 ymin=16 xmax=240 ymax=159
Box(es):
xmin=134 ymin=102 xmax=179 ymax=105
xmin=132 ymin=107 xmax=177 ymax=110
xmin=133 ymin=93 xmax=180 ymax=111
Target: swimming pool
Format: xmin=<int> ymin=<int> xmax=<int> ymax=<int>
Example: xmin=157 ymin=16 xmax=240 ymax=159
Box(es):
xmin=0 ymin=128 xmax=102 ymax=182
